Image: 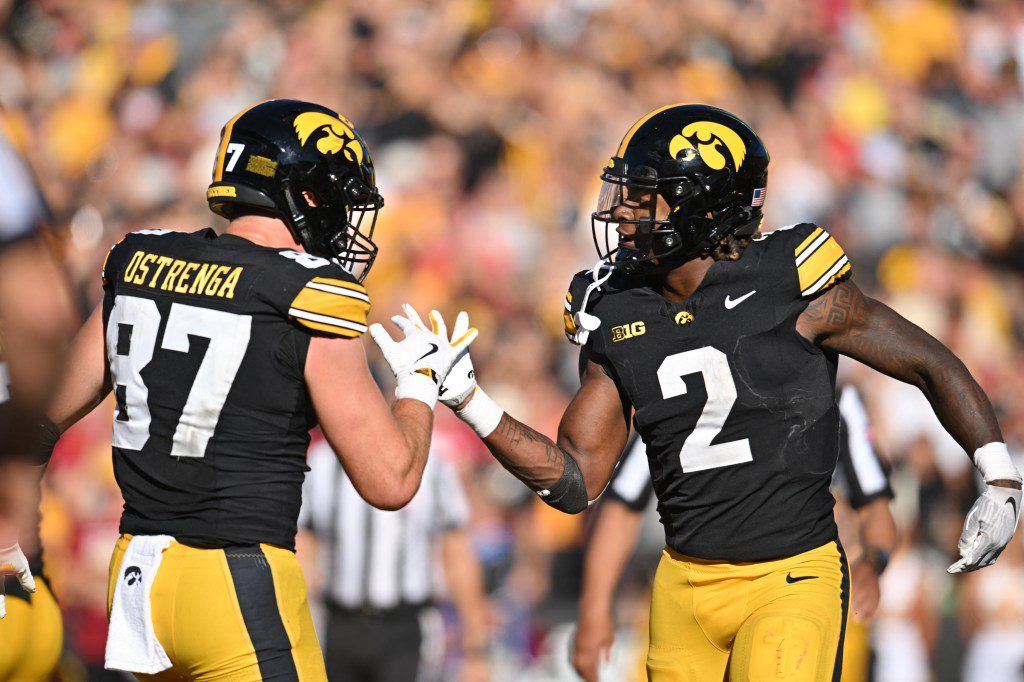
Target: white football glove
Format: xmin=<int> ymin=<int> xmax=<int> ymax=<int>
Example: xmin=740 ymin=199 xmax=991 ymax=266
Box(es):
xmin=438 ymin=312 xmax=478 ymax=409
xmin=369 ymin=304 xmax=477 ymax=410
xmin=0 ymin=543 xmax=36 ymax=618
xmin=948 ymin=483 xmax=1023 ymax=574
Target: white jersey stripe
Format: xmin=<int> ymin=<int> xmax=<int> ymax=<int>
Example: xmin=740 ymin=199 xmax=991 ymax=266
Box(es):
xmin=288 ymin=307 xmax=368 ymax=332
xmin=304 ymin=281 xmax=370 ymax=303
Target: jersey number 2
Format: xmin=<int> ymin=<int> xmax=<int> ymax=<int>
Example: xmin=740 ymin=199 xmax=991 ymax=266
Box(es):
xmin=657 ymin=347 xmax=753 ymax=473
xmin=107 ymin=295 xmax=252 ymax=458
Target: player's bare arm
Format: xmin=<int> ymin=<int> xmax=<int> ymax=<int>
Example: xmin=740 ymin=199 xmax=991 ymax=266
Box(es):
xmin=798 ymin=279 xmax=1022 ymax=572
xmin=418 ymin=310 xmax=628 ymax=514
xmin=306 ymin=334 xmax=435 ymax=511
xmin=46 ymin=306 xmax=111 ymax=432
xmin=485 ymin=352 xmax=629 ymax=502
xmin=798 ymin=280 xmax=1004 ymax=472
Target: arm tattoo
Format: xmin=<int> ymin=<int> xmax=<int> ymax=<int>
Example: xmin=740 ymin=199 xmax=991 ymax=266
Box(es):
xmin=799 ymin=281 xmax=1002 ymax=454
xmin=488 ymin=413 xmax=568 ymax=490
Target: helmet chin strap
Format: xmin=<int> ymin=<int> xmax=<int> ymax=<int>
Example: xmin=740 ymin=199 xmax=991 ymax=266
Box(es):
xmin=281 ymin=179 xmax=316 ymax=253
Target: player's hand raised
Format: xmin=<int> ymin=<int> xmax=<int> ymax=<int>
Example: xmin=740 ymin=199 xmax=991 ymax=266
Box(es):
xmin=370 ymin=304 xmax=477 ymax=410
xmin=0 ymin=542 xmax=36 ymax=618
xmin=438 ymin=312 xmax=479 ymax=410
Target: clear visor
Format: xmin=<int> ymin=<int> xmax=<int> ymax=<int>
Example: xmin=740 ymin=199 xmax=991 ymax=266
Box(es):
xmin=591 ymin=177 xmax=671 ymax=263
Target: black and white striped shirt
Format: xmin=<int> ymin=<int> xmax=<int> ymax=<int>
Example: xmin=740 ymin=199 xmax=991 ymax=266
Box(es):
xmin=299 ymin=442 xmax=470 ymax=610
xmin=604 ymin=386 xmax=893 ymax=511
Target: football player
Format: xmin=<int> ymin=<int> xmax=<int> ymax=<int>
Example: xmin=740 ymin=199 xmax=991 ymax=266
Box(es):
xmin=570 ymin=386 xmax=897 ymax=682
xmin=40 ymin=100 xmax=473 ymax=680
xmin=0 ymin=118 xmax=71 ymax=682
xmin=405 ymin=104 xmax=1022 ymax=681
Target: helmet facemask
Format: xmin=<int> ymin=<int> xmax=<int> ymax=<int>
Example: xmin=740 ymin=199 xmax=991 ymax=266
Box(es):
xmin=591 ymin=157 xmax=761 ymax=274
xmin=282 ymin=167 xmax=383 ymax=282
xmin=592 ymin=161 xmax=699 ymax=274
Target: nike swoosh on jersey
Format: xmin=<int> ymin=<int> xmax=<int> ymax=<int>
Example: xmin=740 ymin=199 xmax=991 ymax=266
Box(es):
xmin=416 ymin=343 xmax=439 ymax=362
xmin=785 ymin=573 xmax=818 ymax=583
xmin=724 ymin=290 xmax=756 ymax=309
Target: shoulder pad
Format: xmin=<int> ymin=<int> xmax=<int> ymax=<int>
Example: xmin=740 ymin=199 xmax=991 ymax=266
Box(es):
xmin=759 ymin=223 xmax=852 ymax=299
xmin=275 ymin=251 xmax=371 ymax=338
xmin=791 ymin=224 xmax=852 ymax=298
xmin=563 ymin=271 xmax=589 ymax=344
xmin=563 ymin=266 xmax=615 ymax=345
xmin=100 ymin=230 xmax=186 ymax=289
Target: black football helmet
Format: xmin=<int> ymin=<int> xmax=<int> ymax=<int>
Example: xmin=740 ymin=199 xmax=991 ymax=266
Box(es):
xmin=207 ymin=99 xmax=383 ymax=281
xmin=592 ymin=103 xmax=769 ymax=272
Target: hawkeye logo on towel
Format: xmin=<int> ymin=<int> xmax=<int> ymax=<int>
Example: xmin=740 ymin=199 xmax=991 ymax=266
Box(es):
xmin=611 ymin=321 xmax=646 ymax=342
xmin=124 ymin=566 xmax=142 ymax=586
xmin=293 ymin=112 xmax=364 ymax=164
xmin=669 ymin=121 xmax=746 ymax=171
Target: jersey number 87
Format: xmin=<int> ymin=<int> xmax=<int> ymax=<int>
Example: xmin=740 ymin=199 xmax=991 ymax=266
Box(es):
xmin=107 ymin=294 xmax=251 ymax=458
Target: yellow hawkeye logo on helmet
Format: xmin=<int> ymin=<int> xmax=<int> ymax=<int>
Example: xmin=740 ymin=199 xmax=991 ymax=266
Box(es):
xmin=293 ymin=112 xmax=364 ymax=164
xmin=669 ymin=121 xmax=746 ymax=172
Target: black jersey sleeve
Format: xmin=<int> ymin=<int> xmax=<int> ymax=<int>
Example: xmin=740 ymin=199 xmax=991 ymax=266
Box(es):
xmin=834 ymin=386 xmax=893 ymax=509
xmin=258 ymin=250 xmax=371 ymax=338
xmin=604 ymin=435 xmax=655 ymax=512
xmin=101 ymin=229 xmax=183 ymax=291
xmin=563 ymin=269 xmax=596 ymax=345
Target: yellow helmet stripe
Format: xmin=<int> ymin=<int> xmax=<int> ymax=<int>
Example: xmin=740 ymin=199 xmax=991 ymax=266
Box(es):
xmin=616 ymin=103 xmax=690 ymax=157
xmin=213 ymin=101 xmax=268 ymax=182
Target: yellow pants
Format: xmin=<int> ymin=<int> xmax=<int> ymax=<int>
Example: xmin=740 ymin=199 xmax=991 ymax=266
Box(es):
xmin=107 ymin=535 xmax=326 ymax=681
xmin=839 ymin=616 xmax=869 ymax=682
xmin=0 ymin=577 xmax=63 ymax=681
xmin=647 ymin=540 xmax=849 ymax=682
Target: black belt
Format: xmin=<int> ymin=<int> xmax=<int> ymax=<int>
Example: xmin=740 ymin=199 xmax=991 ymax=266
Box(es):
xmin=325 ymin=598 xmax=431 ymax=618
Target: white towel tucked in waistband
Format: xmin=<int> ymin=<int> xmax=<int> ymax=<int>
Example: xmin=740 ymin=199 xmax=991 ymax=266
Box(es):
xmin=104 ymin=534 xmax=174 ymax=674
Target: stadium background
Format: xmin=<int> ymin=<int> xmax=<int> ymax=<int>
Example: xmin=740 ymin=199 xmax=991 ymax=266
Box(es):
xmin=3 ymin=0 xmax=1024 ymax=679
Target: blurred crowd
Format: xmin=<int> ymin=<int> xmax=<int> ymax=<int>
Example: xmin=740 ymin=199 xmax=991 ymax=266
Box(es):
xmin=3 ymin=0 xmax=1024 ymax=679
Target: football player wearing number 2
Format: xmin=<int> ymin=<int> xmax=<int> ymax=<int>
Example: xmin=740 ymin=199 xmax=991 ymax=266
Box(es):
xmin=402 ymin=104 xmax=1023 ymax=681
xmin=38 ymin=100 xmax=474 ymax=680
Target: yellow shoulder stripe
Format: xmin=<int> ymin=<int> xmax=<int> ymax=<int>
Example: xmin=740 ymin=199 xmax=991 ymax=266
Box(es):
xmin=564 ymin=312 xmax=578 ymax=337
xmin=290 ymin=283 xmax=370 ymax=334
xmin=794 ymin=227 xmax=825 ymax=259
xmin=797 ymin=231 xmax=851 ymax=296
xmin=291 ymin=289 xmax=369 ymax=322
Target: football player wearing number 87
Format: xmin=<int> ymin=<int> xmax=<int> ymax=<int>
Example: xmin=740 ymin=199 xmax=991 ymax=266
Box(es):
xmin=36 ymin=100 xmax=470 ymax=681
xmin=431 ymin=104 xmax=1022 ymax=682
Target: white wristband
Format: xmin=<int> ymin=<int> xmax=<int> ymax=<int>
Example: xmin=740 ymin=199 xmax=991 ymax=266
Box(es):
xmin=973 ymin=442 xmax=1022 ymax=483
xmin=395 ymin=372 xmax=439 ymax=410
xmin=456 ymin=387 xmax=504 ymax=438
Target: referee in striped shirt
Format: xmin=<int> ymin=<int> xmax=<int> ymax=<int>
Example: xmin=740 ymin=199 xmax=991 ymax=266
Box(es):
xmin=300 ymin=440 xmax=490 ymax=682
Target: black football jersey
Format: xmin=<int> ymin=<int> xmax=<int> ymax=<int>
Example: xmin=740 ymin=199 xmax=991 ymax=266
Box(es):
xmin=566 ymin=223 xmax=853 ymax=562
xmin=100 ymin=228 xmax=370 ymax=550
